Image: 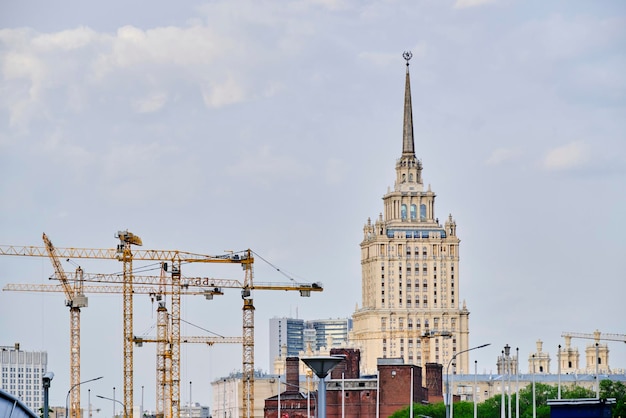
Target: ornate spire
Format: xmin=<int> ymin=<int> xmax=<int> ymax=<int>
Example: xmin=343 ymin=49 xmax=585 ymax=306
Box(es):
xmin=402 ymin=51 xmax=415 ymax=157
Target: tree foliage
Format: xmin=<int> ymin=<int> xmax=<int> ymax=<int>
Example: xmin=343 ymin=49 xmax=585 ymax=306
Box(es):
xmin=601 ymin=379 xmax=626 ymax=417
xmin=387 ymin=380 xmax=626 ymax=418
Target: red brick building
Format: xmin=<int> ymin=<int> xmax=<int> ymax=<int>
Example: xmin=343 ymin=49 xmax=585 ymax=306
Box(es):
xmin=264 ymin=349 xmax=442 ymax=417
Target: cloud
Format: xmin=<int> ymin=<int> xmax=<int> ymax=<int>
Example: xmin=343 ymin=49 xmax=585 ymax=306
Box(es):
xmin=201 ymin=76 xmax=246 ymax=108
xmin=453 ymin=0 xmax=496 ymax=9
xmin=226 ymin=145 xmax=312 ymax=187
xmin=541 ymin=141 xmax=589 ymax=171
xmin=486 ymin=147 xmax=522 ymax=165
xmin=308 ymin=0 xmax=351 ymax=11
xmin=132 ymin=92 xmax=168 ymax=113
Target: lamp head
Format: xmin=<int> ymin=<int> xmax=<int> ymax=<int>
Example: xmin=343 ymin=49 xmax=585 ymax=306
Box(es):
xmin=42 ymin=372 xmax=54 ymax=388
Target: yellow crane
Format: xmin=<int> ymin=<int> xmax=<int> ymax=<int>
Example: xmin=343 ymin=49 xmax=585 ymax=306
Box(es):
xmin=1 ymin=231 xmax=249 ymax=417
xmin=2 ymin=280 xmax=229 ymax=418
xmin=134 ymin=332 xmax=243 ymax=418
xmin=1 ymin=234 xmax=323 ymax=417
xmin=41 ymin=233 xmax=87 ymax=418
xmin=420 ymin=329 xmax=452 ymax=387
xmin=67 ymin=259 xmax=323 ymax=416
xmin=421 ymin=329 xmax=453 ymax=365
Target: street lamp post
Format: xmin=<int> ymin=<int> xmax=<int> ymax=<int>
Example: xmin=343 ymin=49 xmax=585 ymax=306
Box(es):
xmin=473 ymin=361 xmax=477 ymax=418
xmin=557 ymin=345 xmax=562 ymax=400
xmin=222 ymin=379 xmax=226 ymax=418
xmin=499 ymin=348 xmax=506 ymax=418
xmin=446 ymin=343 xmax=491 ymax=418
xmin=505 ymin=345 xmax=511 ymax=418
xmin=515 ymin=348 xmax=519 ymax=418
xmin=66 ymin=376 xmax=103 ymax=418
xmin=96 ymin=394 xmax=127 ymax=418
xmin=301 ymin=356 xmax=344 ymax=418
xmin=274 ymin=375 xmax=312 ymax=417
xmin=43 ymin=372 xmax=54 ymax=418
xmin=533 ymin=354 xmax=537 ymax=418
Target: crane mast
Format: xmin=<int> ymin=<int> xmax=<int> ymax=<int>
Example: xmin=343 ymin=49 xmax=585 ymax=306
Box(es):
xmin=241 ymin=251 xmax=255 ymax=415
xmin=115 ymin=230 xmax=143 ymax=416
xmin=42 ymin=233 xmax=87 ymax=418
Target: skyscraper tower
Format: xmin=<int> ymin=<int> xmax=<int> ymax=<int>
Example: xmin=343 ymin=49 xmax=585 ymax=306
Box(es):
xmin=351 ymin=52 xmax=470 ymax=376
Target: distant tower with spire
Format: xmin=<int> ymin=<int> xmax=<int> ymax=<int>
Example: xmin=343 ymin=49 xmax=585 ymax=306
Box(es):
xmin=351 ymin=52 xmax=470 ymax=376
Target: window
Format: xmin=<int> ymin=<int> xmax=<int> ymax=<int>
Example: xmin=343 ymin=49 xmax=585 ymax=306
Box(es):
xmin=401 ymin=204 xmax=407 ymax=220
xmin=420 ymin=204 xmax=427 ymax=221
xmin=410 ymin=204 xmax=417 ymax=220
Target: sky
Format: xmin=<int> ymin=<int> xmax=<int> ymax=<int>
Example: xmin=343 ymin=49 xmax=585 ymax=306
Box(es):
xmin=1 ymin=0 xmax=625 ymax=414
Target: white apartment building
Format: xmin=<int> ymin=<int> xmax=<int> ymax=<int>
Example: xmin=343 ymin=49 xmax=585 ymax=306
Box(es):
xmin=0 ymin=344 xmax=48 ymax=413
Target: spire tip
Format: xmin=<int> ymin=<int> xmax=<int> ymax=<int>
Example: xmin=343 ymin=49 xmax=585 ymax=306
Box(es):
xmin=403 ymin=51 xmax=413 ymax=66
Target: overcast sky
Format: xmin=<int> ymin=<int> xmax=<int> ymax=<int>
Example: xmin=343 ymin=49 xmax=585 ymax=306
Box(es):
xmin=1 ymin=0 xmax=625 ymax=414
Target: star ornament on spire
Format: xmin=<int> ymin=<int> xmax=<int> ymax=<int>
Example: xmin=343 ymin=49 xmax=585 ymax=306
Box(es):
xmin=403 ymin=51 xmax=413 ymax=65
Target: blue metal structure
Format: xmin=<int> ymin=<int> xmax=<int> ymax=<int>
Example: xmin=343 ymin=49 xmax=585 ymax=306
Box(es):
xmin=0 ymin=388 xmax=39 ymax=418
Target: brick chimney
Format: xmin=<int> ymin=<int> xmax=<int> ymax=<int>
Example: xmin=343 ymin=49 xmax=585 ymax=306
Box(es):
xmin=330 ymin=348 xmax=360 ymax=379
xmin=285 ymin=357 xmax=300 ymax=392
xmin=425 ymin=363 xmax=443 ymax=397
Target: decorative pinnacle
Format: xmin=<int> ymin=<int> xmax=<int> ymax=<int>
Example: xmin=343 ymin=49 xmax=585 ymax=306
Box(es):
xmin=403 ymin=51 xmax=413 ymax=65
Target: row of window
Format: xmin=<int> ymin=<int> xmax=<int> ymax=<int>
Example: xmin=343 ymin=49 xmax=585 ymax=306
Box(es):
xmin=400 ymin=204 xmax=427 ymax=221
xmin=382 ymin=263 xmax=455 ymax=273
xmin=383 ymin=278 xmax=455 ymax=287
xmin=380 ymin=318 xmax=458 ymax=329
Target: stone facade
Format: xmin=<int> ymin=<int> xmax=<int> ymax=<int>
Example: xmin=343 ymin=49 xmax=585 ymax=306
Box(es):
xmin=351 ymin=56 xmax=470 ymax=376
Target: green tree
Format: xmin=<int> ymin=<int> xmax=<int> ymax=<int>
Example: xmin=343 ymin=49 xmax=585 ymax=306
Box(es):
xmin=600 ymin=379 xmax=626 ymax=417
xmin=388 ymin=380 xmax=623 ymax=418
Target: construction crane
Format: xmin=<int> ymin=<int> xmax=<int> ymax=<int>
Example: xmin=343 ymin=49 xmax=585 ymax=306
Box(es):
xmin=421 ymin=329 xmax=453 ymax=387
xmin=41 ymin=233 xmax=87 ymax=418
xmin=132 ymin=263 xmax=241 ymax=418
xmin=2 ymin=280 xmax=226 ymax=418
xmin=421 ymin=329 xmax=453 ymax=365
xmin=561 ymin=330 xmax=626 ymax=374
xmin=561 ymin=330 xmax=626 ymax=344
xmin=63 ymin=254 xmax=323 ymax=415
xmin=1 ymin=231 xmax=249 ymax=417
xmin=64 ymin=258 xmax=323 ymax=416
xmin=1 ymin=234 xmax=323 ymax=417
xmin=134 ymin=332 xmax=243 ymax=418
